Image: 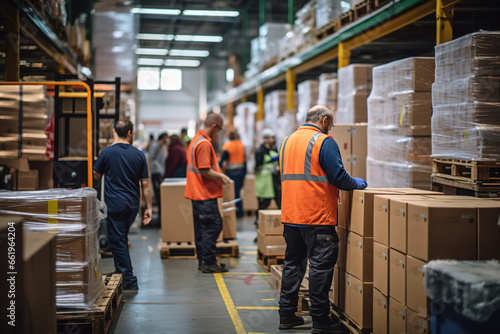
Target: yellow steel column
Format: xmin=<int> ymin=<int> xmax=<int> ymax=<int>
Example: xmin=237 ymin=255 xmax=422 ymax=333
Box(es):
xmin=436 ymin=0 xmax=454 ymax=45
xmin=286 ymin=69 xmax=295 ymax=112
xmin=241 ymin=96 xmax=248 ymax=102
xmin=226 ymin=101 xmax=235 ymax=132
xmin=256 ymin=85 xmax=264 ymax=121
xmin=338 ymin=42 xmax=350 ymax=69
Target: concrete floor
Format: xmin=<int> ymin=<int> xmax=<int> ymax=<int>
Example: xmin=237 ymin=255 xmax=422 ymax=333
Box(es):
xmin=103 ymin=214 xmax=313 ymax=334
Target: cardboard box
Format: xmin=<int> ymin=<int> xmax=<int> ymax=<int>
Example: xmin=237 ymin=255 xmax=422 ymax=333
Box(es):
xmin=406 ymin=255 xmax=427 ymax=317
xmin=407 ymin=308 xmax=430 ymax=334
xmin=389 ymin=297 xmax=407 ymax=334
xmin=389 ymin=248 xmax=406 ymax=305
xmin=16 ymin=170 xmax=38 ymax=190
xmin=373 ymin=241 xmax=389 ymax=295
xmin=222 ymin=202 xmax=237 ymax=239
xmin=330 ymin=125 xmax=352 ymax=174
xmin=373 ymin=195 xmax=392 ymax=246
xmin=346 ymin=231 xmax=373 ymax=282
xmin=407 ymin=201 xmax=477 ymax=262
xmin=329 ymin=124 xmax=368 ymax=178
xmin=475 ymin=201 xmax=500 ymax=260
xmin=338 ymin=190 xmax=352 ymax=230
xmin=347 ymin=274 xmax=373 ymax=328
xmin=257 ymin=230 xmax=286 ymax=256
xmin=241 ymin=174 xmax=259 ymax=211
xmin=258 ymin=210 xmax=283 ymax=235
xmin=336 ymin=226 xmax=347 ymax=270
xmin=161 ymin=181 xmax=195 ymax=242
xmin=223 ymin=180 xmax=235 ymax=202
xmin=330 ymin=265 xmax=346 ymax=311
xmin=373 ymin=288 xmax=388 ymax=334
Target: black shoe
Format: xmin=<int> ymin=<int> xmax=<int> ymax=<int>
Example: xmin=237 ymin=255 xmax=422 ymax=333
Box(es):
xmin=201 ymin=263 xmax=228 ymax=273
xmin=123 ymin=283 xmax=139 ymax=291
xmin=199 ymin=262 xmax=225 ymax=270
xmin=279 ymin=315 xmax=305 ymax=330
xmin=311 ymin=321 xmax=344 ymax=334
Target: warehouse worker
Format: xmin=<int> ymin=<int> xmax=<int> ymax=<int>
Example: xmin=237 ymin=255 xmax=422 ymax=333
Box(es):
xmin=278 ymin=106 xmax=367 ymax=333
xmin=220 ymin=130 xmax=246 ymax=217
xmin=149 ymin=132 xmax=168 ymax=214
xmin=185 ymin=113 xmax=231 ymax=273
xmin=93 ymin=120 xmax=153 ymax=291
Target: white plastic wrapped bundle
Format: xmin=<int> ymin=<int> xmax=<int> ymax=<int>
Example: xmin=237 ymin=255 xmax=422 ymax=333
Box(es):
xmin=432 ymin=31 xmax=500 ymax=160
xmin=337 ymin=64 xmax=373 ymax=124
xmin=235 ymin=102 xmax=257 ymax=150
xmin=297 ymin=80 xmax=319 ymax=126
xmin=317 ymin=73 xmax=338 ymax=114
xmin=315 ymin=0 xmax=341 ymax=29
xmin=0 ymin=188 xmax=106 ymax=308
xmin=366 ymin=157 xmax=432 ymax=190
xmin=294 ymin=0 xmax=317 ymax=51
xmin=423 ymin=260 xmax=500 ymax=322
xmin=259 ymin=23 xmax=292 ymax=67
xmin=276 ymin=113 xmax=298 ymax=150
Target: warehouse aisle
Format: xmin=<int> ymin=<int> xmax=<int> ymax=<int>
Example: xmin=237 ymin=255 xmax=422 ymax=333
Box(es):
xmin=103 ymin=215 xmax=312 ymax=334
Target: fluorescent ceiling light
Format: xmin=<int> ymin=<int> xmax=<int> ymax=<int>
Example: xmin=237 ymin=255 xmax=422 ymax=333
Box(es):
xmin=135 ymin=48 xmax=168 ymax=56
xmin=136 ymin=33 xmax=174 ymax=41
xmin=137 ymin=58 xmax=164 ymax=66
xmin=164 ymin=59 xmax=200 ymax=67
xmin=169 ymin=49 xmax=209 ymax=57
xmin=131 ymin=8 xmax=181 ymax=15
xmin=182 ymin=10 xmax=239 ymax=17
xmin=174 ymin=35 xmax=223 ymax=42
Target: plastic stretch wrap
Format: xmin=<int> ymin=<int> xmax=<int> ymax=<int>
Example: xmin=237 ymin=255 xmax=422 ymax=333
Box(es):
xmin=258 ymin=23 xmax=291 ymax=67
xmin=315 ymin=0 xmax=341 ymax=29
xmin=337 ymin=64 xmax=373 ymax=124
xmin=317 ymin=73 xmax=338 ymax=114
xmin=0 ymin=188 xmax=106 ymax=308
xmin=423 ymin=260 xmax=500 ymax=322
xmin=297 ymin=80 xmax=319 ymax=126
xmin=294 ymin=0 xmax=317 ymax=51
xmin=432 ymin=31 xmax=500 ymax=160
xmin=366 ymin=157 xmax=431 ymax=189
xmin=276 ymin=113 xmax=298 ymax=149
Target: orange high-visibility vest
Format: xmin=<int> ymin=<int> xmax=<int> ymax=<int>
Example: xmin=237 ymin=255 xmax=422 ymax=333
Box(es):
xmin=222 ymin=139 xmax=245 ymax=170
xmin=279 ymin=125 xmax=338 ymax=225
xmin=185 ymin=130 xmax=223 ymax=200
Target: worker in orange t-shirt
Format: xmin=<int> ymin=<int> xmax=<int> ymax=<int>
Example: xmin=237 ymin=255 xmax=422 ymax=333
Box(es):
xmin=220 ymin=130 xmax=246 ymax=217
xmin=185 ymin=113 xmax=231 ymax=273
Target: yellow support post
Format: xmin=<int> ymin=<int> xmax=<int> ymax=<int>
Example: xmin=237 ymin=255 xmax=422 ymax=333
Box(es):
xmin=286 ymin=69 xmax=295 ymax=112
xmin=226 ymin=101 xmax=235 ymax=132
xmin=436 ymin=0 xmax=454 ymax=45
xmin=256 ymin=85 xmax=265 ymax=121
xmin=241 ymin=96 xmax=247 ymax=103
xmin=338 ymin=42 xmax=350 ymax=69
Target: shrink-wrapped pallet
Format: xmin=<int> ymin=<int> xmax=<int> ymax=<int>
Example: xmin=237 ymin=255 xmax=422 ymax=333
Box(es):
xmin=337 ymin=64 xmax=373 ymax=124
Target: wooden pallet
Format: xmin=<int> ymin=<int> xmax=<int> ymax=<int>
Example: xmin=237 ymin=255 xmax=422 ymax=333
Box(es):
xmin=353 ymin=0 xmax=375 ymax=20
xmin=431 ymin=175 xmax=500 ymax=198
xmin=56 ymin=274 xmax=123 ymax=334
xmin=339 ymin=11 xmax=354 ymax=28
xmin=432 ymin=158 xmax=500 ymax=183
xmin=269 ymin=265 xmax=313 ymax=315
xmin=160 ymin=241 xmax=196 ymax=259
xmin=331 ymin=304 xmax=372 ymax=334
xmin=316 ymin=19 xmax=341 ymax=41
xmin=216 ymin=239 xmax=240 ymax=258
xmin=374 ymin=0 xmax=391 ymax=8
xmin=257 ymin=250 xmax=285 ymax=271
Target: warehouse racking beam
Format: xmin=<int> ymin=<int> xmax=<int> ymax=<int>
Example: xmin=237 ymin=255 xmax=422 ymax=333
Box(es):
xmin=286 ymin=69 xmax=295 ymax=112
xmin=257 ymin=85 xmax=264 ymax=121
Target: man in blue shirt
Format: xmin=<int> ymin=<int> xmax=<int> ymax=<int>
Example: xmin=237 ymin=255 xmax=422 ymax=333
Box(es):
xmin=93 ymin=120 xmax=152 ymax=290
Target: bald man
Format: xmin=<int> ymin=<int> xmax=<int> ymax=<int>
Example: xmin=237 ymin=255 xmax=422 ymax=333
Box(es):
xmin=185 ymin=113 xmax=231 ymax=273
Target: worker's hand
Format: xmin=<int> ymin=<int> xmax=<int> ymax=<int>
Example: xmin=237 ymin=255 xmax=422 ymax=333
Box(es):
xmin=220 ymin=174 xmax=231 ymax=185
xmin=353 ymin=177 xmax=367 ymax=190
xmin=143 ymin=207 xmax=152 ymax=225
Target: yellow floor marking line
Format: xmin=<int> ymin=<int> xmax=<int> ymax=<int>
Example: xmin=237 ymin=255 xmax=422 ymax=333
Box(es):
xmin=256 ymin=290 xmax=274 ymax=292
xmin=222 ymin=272 xmax=270 ymax=275
xmin=214 ymin=273 xmax=246 ymax=334
xmin=243 ymin=251 xmax=258 ymax=255
xmin=236 ymin=306 xmax=279 ymax=310
xmin=140 ymin=236 xmax=148 ymax=240
xmin=260 ymin=298 xmax=275 ymax=301
xmin=230 ymin=258 xmax=237 ymax=266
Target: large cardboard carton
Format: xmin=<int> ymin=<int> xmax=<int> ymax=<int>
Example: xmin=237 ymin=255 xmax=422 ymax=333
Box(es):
xmin=222 ymin=202 xmax=237 ymax=239
xmin=336 ymin=226 xmax=347 ymax=270
xmin=242 ymin=174 xmax=258 ymax=211
xmin=338 ymin=190 xmax=352 ymax=230
xmin=373 ymin=241 xmax=389 ymax=295
xmin=389 ymin=297 xmax=407 ymax=334
xmin=389 ymin=248 xmax=406 ymax=305
xmin=161 ymin=181 xmax=195 ymax=242
xmin=407 ymin=308 xmax=430 ymax=334
xmin=346 ymin=231 xmax=373 ymax=282
xmin=406 ymin=255 xmax=428 ymax=317
xmin=475 ymin=201 xmax=500 ymax=260
xmin=329 ymin=124 xmax=367 ymax=178
xmin=407 ymin=201 xmax=477 ymax=262
xmin=330 ymin=265 xmax=346 ymax=311
xmin=257 ymin=231 xmax=286 ymax=256
xmin=347 ymin=274 xmax=373 ymax=328
xmin=258 ymin=210 xmax=283 ymax=235
xmin=330 ymin=125 xmax=352 ymax=174
xmin=373 ymin=288 xmax=388 ymax=334
xmin=16 ymin=170 xmax=39 ymax=190
xmin=223 ymin=181 xmax=235 ymax=202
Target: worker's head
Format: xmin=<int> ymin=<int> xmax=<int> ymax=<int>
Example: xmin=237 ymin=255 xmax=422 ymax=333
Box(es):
xmin=158 ymin=132 xmax=169 ymax=144
xmin=114 ymin=120 xmax=134 ymax=144
xmin=203 ymin=113 xmax=224 ymax=140
xmin=305 ymin=105 xmax=334 ymax=134
xmin=168 ymin=134 xmax=182 ymax=148
xmin=262 ymin=128 xmax=275 ymax=147
xmin=228 ymin=130 xmax=238 ymax=140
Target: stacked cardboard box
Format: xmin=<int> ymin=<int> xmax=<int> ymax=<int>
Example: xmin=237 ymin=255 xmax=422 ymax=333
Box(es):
xmin=241 ymin=174 xmax=259 ymax=212
xmin=432 ymin=32 xmax=500 ymax=160
xmin=257 ymin=210 xmax=286 ymax=257
xmin=367 ymin=57 xmax=435 ymax=189
xmin=337 ymin=64 xmax=373 ymax=124
xmin=329 ymin=123 xmax=367 ymax=178
xmin=222 ymin=181 xmax=237 ymax=240
xmin=317 ymin=73 xmax=338 ymax=113
xmin=294 ymin=0 xmax=317 ymax=51
xmin=297 ymin=80 xmax=319 ymax=125
xmin=0 ymin=188 xmax=105 ymax=308
xmin=315 ymin=0 xmax=341 ymax=29
xmin=264 ymin=90 xmax=298 ymax=147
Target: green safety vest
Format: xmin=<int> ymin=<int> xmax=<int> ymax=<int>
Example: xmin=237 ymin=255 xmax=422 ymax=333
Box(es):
xmin=255 ymin=149 xmax=278 ymax=198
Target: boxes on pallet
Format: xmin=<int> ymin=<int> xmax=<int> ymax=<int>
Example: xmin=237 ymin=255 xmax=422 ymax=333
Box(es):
xmin=317 ymin=73 xmax=338 ymax=113
xmin=329 ymin=123 xmax=367 ymax=178
xmin=258 ymin=23 xmax=292 ymax=69
xmin=389 ymin=249 xmax=406 ymax=305
xmin=389 ymin=297 xmax=407 ymax=334
xmin=373 ymin=241 xmax=389 ymax=296
xmin=330 ymin=265 xmax=347 ymax=311
xmin=338 ymin=190 xmax=352 ymax=230
xmin=407 ymin=308 xmax=430 ymax=334
xmin=406 ymin=255 xmax=427 ymax=317
xmin=336 ymin=226 xmax=347 ymax=270
xmin=315 ymin=0 xmax=341 ymax=29
xmin=373 ymin=288 xmax=388 ymax=334
xmin=346 ymin=273 xmax=373 ymax=328
xmin=222 ymin=202 xmax=237 ymax=240
xmin=161 ymin=180 xmax=195 ymax=243
xmin=297 ymin=80 xmax=319 ymax=125
xmin=257 ymin=231 xmax=286 ymax=256
xmin=258 ymin=210 xmax=283 ymax=235
xmin=346 ymin=231 xmax=373 ymax=282
xmin=241 ymin=174 xmax=258 ymax=212
xmin=337 ymin=64 xmax=373 ymax=124
xmin=475 ymin=201 xmax=500 ymax=260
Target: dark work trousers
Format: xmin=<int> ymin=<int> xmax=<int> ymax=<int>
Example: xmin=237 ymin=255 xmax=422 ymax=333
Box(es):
xmin=279 ymin=224 xmax=338 ymax=322
xmin=192 ymin=199 xmax=223 ymax=265
xmin=226 ymin=168 xmax=245 ymax=217
xmin=152 ymin=172 xmax=163 ymax=212
xmin=107 ymin=209 xmax=139 ymax=286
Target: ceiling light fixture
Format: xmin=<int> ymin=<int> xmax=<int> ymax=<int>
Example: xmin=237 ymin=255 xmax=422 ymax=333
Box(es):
xmin=182 ymin=9 xmax=239 ymax=17
xmin=174 ymin=35 xmax=223 ymax=42
xmin=169 ymin=49 xmax=209 ymax=57
xmin=136 ymin=33 xmax=175 ymax=41
xmin=131 ymin=8 xmax=181 ymax=15
xmin=135 ymin=48 xmax=169 ymax=56
xmin=164 ymin=59 xmax=200 ymax=67
xmin=137 ymin=58 xmax=164 ymax=66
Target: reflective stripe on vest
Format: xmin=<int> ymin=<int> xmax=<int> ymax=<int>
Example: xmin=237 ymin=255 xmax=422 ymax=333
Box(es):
xmin=281 ymin=132 xmax=329 ymax=183
xmin=187 ymin=137 xmax=218 ymax=174
xmin=226 ymin=162 xmax=245 ymax=170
